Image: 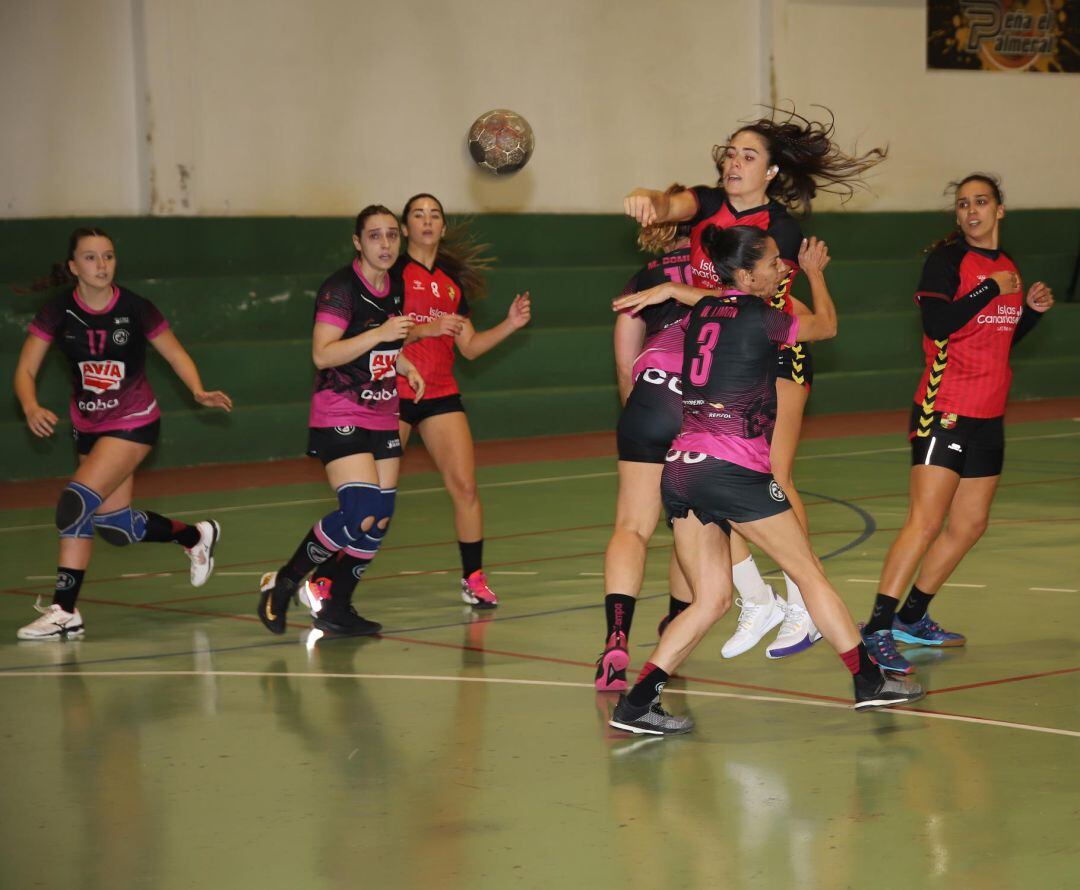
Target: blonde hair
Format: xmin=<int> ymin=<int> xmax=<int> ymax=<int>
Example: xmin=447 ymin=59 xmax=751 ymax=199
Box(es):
xmin=637 ymin=184 xmax=691 ymax=255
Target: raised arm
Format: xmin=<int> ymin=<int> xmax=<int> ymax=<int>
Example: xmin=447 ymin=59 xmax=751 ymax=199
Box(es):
xmin=623 ymin=188 xmax=698 ymax=228
xmin=455 ymin=292 xmax=531 ymax=360
xmin=788 ymin=237 xmax=838 ymax=343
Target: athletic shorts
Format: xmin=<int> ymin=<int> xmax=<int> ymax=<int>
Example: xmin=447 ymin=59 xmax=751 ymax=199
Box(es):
xmin=661 ymin=450 xmax=791 ymax=531
xmin=399 ymin=393 xmax=465 ymax=427
xmin=307 ymin=425 xmax=402 ymax=465
xmin=74 ymin=420 xmax=160 ymax=456
xmin=616 ymin=370 xmax=683 ymax=463
xmin=909 ymin=406 xmax=1004 ymax=478
xmin=776 ymin=342 xmax=812 ymax=389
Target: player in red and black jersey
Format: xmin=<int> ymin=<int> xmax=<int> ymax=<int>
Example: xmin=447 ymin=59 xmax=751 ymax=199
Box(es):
xmin=623 ymin=109 xmax=885 ymax=661
xmin=395 ymin=193 xmax=531 ymax=609
xmin=13 ymin=228 xmax=232 ymax=640
xmin=257 ymin=205 xmax=425 ymax=636
xmin=608 ymin=226 xmax=922 ymax=734
xmin=861 ymin=175 xmax=1054 ymax=674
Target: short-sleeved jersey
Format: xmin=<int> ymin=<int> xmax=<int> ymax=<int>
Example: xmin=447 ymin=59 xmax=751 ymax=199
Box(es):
xmin=621 ymin=247 xmax=692 ymax=379
xmin=672 ymin=292 xmax=799 ymax=473
xmin=28 ymin=286 xmax=168 ymax=433
xmin=913 ymin=241 xmax=1024 ymax=419
xmin=397 ymin=255 xmax=471 ymax=401
xmin=310 ymin=259 xmax=405 ymax=431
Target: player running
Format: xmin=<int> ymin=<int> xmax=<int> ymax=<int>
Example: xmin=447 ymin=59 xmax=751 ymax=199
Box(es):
xmin=257 ymin=205 xmax=424 ymax=636
xmin=624 ymin=109 xmax=886 ymax=661
xmin=609 ymin=225 xmax=924 ymax=735
xmin=396 ymin=193 xmax=531 ymax=609
xmin=860 ymin=174 xmax=1054 ymax=674
xmin=14 ymin=227 xmax=231 ymax=640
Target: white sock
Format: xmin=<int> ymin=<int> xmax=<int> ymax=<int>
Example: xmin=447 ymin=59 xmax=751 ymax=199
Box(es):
xmin=732 ymin=556 xmax=772 ymax=606
xmin=783 ymin=573 xmax=806 ymax=610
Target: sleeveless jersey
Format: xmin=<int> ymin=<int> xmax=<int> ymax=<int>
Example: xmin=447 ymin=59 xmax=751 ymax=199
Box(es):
xmin=29 ymin=286 xmax=168 ymax=433
xmin=672 ymin=292 xmax=799 ymax=473
xmin=913 ymin=241 xmax=1024 ymax=419
xmin=310 ymin=259 xmax=404 ymax=431
xmin=621 ymin=247 xmax=693 ymax=379
xmin=397 ymin=255 xmax=470 ymax=400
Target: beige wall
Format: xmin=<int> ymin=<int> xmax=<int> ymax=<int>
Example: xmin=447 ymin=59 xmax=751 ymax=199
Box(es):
xmin=1 ymin=0 xmax=1077 ymax=217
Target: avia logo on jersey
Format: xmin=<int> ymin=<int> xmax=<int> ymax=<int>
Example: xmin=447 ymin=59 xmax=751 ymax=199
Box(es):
xmin=78 ymin=360 xmax=126 ymax=394
xmin=369 ymin=350 xmax=398 ymax=381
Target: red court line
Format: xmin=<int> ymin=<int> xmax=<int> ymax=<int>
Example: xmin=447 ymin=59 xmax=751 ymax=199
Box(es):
xmin=925 ymin=665 xmax=1080 ymax=696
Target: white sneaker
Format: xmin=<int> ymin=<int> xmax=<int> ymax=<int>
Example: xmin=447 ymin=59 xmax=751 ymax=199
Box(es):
xmin=721 ymin=590 xmax=785 ymax=658
xmin=17 ymin=603 xmax=85 ymax=640
xmin=186 ymin=520 xmax=221 ymax=587
xmin=765 ymin=602 xmax=822 ymax=659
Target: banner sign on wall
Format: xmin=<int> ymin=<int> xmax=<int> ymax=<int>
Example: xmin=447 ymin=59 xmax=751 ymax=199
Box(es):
xmin=927 ymin=1 xmax=1080 ymax=72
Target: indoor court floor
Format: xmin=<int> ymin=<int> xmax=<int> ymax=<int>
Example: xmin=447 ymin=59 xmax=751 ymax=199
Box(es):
xmin=1 ymin=412 xmax=1077 ymax=889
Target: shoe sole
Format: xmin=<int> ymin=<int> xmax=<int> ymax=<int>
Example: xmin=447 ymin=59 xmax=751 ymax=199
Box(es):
xmin=766 ymin=631 xmax=823 ymax=659
xmin=892 ymin=630 xmax=966 ymax=648
xmin=461 ymin=591 xmax=498 ymax=609
xmin=190 ymin=521 xmax=221 ymax=588
xmin=595 ymin=647 xmax=630 ymax=692
xmin=854 ymin=689 xmax=926 ymax=711
xmin=312 ymin=620 xmax=383 ymax=636
xmin=721 ymin=609 xmax=785 ymax=658
xmin=608 ymin=719 xmax=692 ymax=736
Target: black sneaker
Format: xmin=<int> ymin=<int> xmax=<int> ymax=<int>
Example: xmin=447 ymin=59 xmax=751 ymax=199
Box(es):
xmin=853 ymin=669 xmax=926 ymax=711
xmin=257 ymin=571 xmax=297 ymax=635
xmin=314 ymin=604 xmax=383 ymax=636
xmin=609 ymin=694 xmax=694 ymax=735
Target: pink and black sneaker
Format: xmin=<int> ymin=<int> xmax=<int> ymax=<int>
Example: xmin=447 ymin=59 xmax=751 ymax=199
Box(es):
xmin=461 ymin=570 xmax=498 ymax=609
xmin=594 ymin=631 xmax=630 ymax=692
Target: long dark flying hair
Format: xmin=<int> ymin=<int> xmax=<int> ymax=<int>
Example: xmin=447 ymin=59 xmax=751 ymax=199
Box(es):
xmin=638 ymin=184 xmax=692 ymax=255
xmin=715 ymin=106 xmax=887 ymax=217
xmin=925 ymin=172 xmax=1005 ymax=254
xmin=401 ymin=193 xmax=492 ymax=300
xmin=31 ymin=226 xmax=113 ymax=291
xmin=700 ymin=225 xmax=769 ymax=288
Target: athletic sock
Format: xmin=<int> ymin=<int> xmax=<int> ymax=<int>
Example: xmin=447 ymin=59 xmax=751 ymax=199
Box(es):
xmin=667 ymin=595 xmax=690 ymax=621
xmin=732 ymin=555 xmax=772 ymax=605
xmin=280 ymin=527 xmax=335 ymax=584
xmin=604 ymin=593 xmax=636 ymax=640
xmin=53 ymin=567 xmax=85 ymax=613
xmin=143 ymin=512 xmax=200 ymax=548
xmin=783 ymin=572 xmax=805 ymax=609
xmin=897 ymin=585 xmax=934 ymax=625
xmin=627 ymin=661 xmax=669 ymax=708
xmin=864 ymin=593 xmax=899 ymax=635
xmin=321 ymin=553 xmax=372 ymax=610
xmin=840 ymin=642 xmax=879 ymax=681
xmin=459 ymin=540 xmax=483 ymax=578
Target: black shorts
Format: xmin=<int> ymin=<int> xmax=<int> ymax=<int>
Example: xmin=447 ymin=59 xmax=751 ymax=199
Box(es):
xmin=307 ymin=425 xmax=402 ymax=465
xmin=399 ymin=393 xmax=465 ymax=427
xmin=74 ymin=420 xmax=160 ymax=456
xmin=908 ymin=406 xmax=1004 ymax=478
xmin=661 ymin=451 xmax=791 ymax=531
xmin=776 ymin=342 xmax=813 ymax=388
xmin=616 ymin=370 xmax=683 ymax=463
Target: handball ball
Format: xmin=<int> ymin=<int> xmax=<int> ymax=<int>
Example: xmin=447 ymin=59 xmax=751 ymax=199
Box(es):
xmin=467 ymin=109 xmax=535 ymax=175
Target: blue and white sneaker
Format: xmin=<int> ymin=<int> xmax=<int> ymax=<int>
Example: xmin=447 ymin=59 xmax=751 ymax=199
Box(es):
xmin=861 ymin=628 xmax=913 ymax=675
xmin=892 ymin=613 xmax=966 ymax=648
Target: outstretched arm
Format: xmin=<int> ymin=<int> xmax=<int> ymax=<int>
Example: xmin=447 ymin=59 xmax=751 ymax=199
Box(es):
xmin=788 ymin=237 xmax=838 ymax=343
xmin=150 ymin=330 xmax=233 ymax=411
xmin=456 ymin=292 xmax=531 ymax=360
xmin=612 ymin=282 xmax=718 ymax=315
xmin=623 ymin=188 xmax=698 ymax=227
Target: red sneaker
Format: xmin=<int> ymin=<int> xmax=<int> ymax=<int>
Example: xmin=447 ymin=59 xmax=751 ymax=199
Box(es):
xmin=461 ymin=570 xmax=498 ymax=609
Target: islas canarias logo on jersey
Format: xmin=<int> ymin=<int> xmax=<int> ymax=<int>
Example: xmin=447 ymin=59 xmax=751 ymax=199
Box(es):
xmin=78 ymin=360 xmax=125 ymax=394
xmin=368 ymin=350 xmax=398 ymax=381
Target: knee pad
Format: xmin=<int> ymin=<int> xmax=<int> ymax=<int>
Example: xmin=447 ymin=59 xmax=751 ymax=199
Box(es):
xmin=316 ymin=482 xmax=382 ymax=552
xmin=56 ymin=482 xmax=102 ymax=539
xmin=93 ymin=507 xmax=148 ymax=546
xmin=359 ymin=487 xmax=397 ymax=551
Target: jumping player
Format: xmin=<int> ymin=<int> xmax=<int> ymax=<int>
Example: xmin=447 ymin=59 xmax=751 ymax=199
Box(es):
xmin=860 ymin=174 xmax=1054 ymax=674
xmin=624 ymin=109 xmax=886 ymax=660
xmin=396 ymin=193 xmax=531 ymax=609
xmin=596 ymin=186 xmax=695 ymax=692
xmin=257 ymin=206 xmax=424 ymax=636
xmin=14 ymin=227 xmax=230 ymax=640
xmin=609 ymin=226 xmax=924 ymax=735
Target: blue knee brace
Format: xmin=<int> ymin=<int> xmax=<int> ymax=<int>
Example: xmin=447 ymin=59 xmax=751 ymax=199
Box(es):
xmin=56 ymin=482 xmax=103 ymax=539
xmin=93 ymin=507 xmax=148 ymax=546
xmin=358 ymin=487 xmax=397 ymax=553
xmin=316 ymin=482 xmax=382 ymax=552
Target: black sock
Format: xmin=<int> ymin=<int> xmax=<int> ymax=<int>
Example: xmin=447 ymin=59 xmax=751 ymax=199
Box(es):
xmin=143 ymin=512 xmax=200 ymax=548
xmin=321 ymin=554 xmax=372 ymax=610
xmin=897 ymin=585 xmax=934 ymax=625
xmin=627 ymin=663 xmax=669 ymax=708
xmin=280 ymin=527 xmax=335 ymax=584
xmin=668 ymin=595 xmax=690 ymax=620
xmin=604 ymin=593 xmax=636 ymax=639
xmin=855 ymin=642 xmax=880 ymax=683
xmin=459 ymin=540 xmax=483 ymax=578
xmin=53 ymin=567 xmax=85 ymax=613
xmin=864 ymin=593 xmax=899 ymax=635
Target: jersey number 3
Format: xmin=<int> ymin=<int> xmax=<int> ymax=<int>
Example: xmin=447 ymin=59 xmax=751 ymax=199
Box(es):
xmin=688 ymin=323 xmax=721 ymax=386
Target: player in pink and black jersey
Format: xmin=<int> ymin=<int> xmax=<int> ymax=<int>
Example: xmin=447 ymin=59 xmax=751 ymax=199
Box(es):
xmin=13 ymin=227 xmax=232 ymax=640
xmin=624 ymin=109 xmax=886 ymax=662
xmin=608 ymin=225 xmax=923 ymax=735
xmin=258 ymin=205 xmax=424 ymax=637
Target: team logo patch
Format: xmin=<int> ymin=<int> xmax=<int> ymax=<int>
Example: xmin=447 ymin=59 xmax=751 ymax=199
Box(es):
xmin=369 ymin=350 xmax=398 ymax=380
xmin=78 ymin=360 xmax=125 ymax=394
xmin=769 ymin=480 xmax=787 ymax=503
xmin=334 ymin=426 xmax=356 ymax=436
xmin=306 ymin=543 xmax=332 ymax=563
xmin=112 ymin=328 xmax=130 ymax=346
xmin=352 ymin=564 xmax=369 ymax=580
xmin=448 ymin=286 xmax=457 ymax=302
xmin=940 ymin=413 xmax=957 ymax=430
xmin=56 ymin=571 xmax=77 ymax=591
